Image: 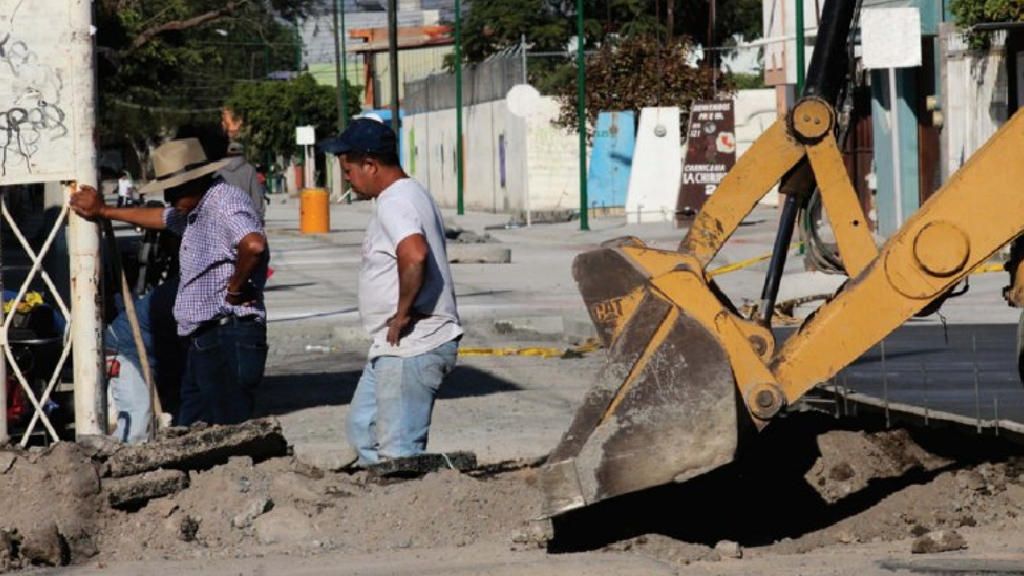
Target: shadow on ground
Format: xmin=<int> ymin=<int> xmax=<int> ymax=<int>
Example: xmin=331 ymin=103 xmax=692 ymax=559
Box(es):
xmin=547 ymin=411 xmax=1024 ymax=552
xmin=257 ymin=356 xmax=522 ymax=417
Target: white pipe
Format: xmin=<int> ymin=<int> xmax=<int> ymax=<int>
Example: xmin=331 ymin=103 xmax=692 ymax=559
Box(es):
xmin=69 ymin=0 xmax=103 ymax=439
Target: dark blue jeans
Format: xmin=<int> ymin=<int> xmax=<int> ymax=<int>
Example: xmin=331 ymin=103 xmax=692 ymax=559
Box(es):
xmin=178 ymin=317 xmax=268 ymax=426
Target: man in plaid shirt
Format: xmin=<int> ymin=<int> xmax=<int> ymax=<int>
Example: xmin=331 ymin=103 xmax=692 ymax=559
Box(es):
xmin=71 ymin=138 xmax=269 ymax=428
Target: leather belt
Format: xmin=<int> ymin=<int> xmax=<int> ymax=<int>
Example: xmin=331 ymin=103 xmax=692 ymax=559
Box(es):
xmin=194 ymin=314 xmax=260 ymax=335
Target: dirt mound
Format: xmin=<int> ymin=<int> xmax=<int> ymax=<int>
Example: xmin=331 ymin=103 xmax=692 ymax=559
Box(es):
xmin=3 ymin=417 xmax=1024 ymax=572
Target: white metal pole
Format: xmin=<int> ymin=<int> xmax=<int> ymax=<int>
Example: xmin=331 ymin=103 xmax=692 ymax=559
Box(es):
xmin=305 ymin=144 xmax=315 ymax=190
xmin=889 ymin=68 xmax=904 ymax=227
xmin=69 ymin=0 xmax=103 ymax=439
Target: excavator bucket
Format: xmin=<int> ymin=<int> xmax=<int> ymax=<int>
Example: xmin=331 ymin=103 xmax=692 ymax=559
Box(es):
xmin=539 ymin=239 xmax=741 ymax=517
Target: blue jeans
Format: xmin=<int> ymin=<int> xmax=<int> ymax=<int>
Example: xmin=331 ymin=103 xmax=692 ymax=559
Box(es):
xmin=347 ymin=339 xmax=459 ymax=465
xmin=179 ymin=317 xmax=268 ymax=426
xmin=108 ymin=349 xmax=152 ymax=444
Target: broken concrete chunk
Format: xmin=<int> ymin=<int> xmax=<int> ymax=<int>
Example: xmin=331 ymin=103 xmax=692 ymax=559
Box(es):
xmin=956 ymin=470 xmax=986 ymax=492
xmin=0 ymin=530 xmax=15 ymax=571
xmin=253 ymin=507 xmax=315 ymax=544
xmin=368 ymin=451 xmax=477 ymax=482
xmin=714 ymin=540 xmax=743 ymax=559
xmin=104 ymin=469 xmax=189 ymax=508
xmin=19 ymin=521 xmax=67 ymax=567
xmin=911 ymin=530 xmax=967 ymax=554
xmin=106 ymin=418 xmax=288 ymax=477
xmin=0 ymin=452 xmax=15 ymax=474
xmin=232 ymin=496 xmax=272 ymax=529
xmin=294 ymin=444 xmax=358 ymax=473
xmin=178 ymin=515 xmax=201 ymax=542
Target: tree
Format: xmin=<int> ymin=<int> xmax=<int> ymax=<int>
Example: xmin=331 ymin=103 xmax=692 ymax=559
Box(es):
xmin=950 ymin=0 xmax=1024 ymax=46
xmin=94 ymin=0 xmax=317 ymax=170
xmin=460 ymin=0 xmax=762 ymax=65
xmin=225 ymin=74 xmax=361 ymax=164
xmin=554 ymin=36 xmax=725 ymax=136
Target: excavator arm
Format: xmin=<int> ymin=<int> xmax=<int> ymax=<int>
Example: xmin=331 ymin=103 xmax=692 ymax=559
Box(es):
xmin=539 ymin=0 xmax=1024 ymax=517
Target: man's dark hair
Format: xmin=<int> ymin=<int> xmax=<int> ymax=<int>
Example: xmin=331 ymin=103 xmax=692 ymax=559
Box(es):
xmin=345 ymin=150 xmax=400 ymax=168
xmin=165 ymin=173 xmax=214 ymax=204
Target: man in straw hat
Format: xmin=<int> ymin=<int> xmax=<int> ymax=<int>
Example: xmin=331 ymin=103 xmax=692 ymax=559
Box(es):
xmin=71 ymin=137 xmax=269 ymax=427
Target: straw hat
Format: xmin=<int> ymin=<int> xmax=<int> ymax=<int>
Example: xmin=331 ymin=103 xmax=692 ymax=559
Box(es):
xmin=139 ymin=138 xmax=230 ymax=194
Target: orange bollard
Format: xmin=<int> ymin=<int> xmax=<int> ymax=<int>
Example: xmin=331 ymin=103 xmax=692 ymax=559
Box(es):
xmin=300 ymin=188 xmax=330 ymax=234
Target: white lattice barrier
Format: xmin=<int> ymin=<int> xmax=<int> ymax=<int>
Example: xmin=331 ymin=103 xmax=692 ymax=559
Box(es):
xmin=0 ymin=192 xmax=74 ymax=445
xmin=0 ymin=0 xmax=101 ymax=445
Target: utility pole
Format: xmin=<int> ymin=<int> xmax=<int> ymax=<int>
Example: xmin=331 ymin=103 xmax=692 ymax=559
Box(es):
xmin=455 ymin=0 xmax=464 ymax=215
xmin=709 ymin=0 xmax=716 ymax=94
xmin=387 ymin=0 xmax=400 ymax=135
xmin=796 ymin=0 xmax=806 ymax=96
xmin=333 ymin=0 xmax=344 ymax=132
xmin=577 ymin=0 xmax=588 ymax=231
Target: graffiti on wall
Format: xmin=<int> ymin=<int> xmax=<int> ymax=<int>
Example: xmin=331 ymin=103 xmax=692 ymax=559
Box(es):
xmin=0 ymin=0 xmax=77 ymax=183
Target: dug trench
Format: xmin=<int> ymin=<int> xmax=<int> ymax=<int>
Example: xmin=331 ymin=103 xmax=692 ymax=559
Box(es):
xmin=2 ymin=412 xmax=1024 ymax=571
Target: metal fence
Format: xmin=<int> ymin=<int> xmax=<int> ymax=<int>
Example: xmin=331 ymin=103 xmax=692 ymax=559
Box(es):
xmin=404 ymin=52 xmax=526 ymax=113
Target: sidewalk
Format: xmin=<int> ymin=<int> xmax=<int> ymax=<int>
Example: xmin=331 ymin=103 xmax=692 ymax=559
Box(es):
xmin=262 ymin=193 xmax=1018 ymax=355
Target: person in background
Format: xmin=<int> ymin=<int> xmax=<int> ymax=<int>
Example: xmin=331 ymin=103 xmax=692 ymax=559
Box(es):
xmin=71 ymin=138 xmax=269 ymax=426
xmin=106 ymin=277 xmax=182 ymax=443
xmin=218 ymin=142 xmax=267 ymax=223
xmin=318 ymin=118 xmax=463 ymax=466
xmin=117 ymin=171 xmax=135 ymax=208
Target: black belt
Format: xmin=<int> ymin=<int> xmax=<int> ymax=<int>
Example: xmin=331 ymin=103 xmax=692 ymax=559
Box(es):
xmin=194 ymin=314 xmax=261 ymax=335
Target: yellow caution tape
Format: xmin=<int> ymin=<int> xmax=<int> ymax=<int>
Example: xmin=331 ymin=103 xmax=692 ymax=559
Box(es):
xmin=972 ymin=263 xmax=1005 ymax=275
xmin=459 ymin=340 xmax=602 ymax=359
xmin=708 ymin=242 xmax=804 ymax=277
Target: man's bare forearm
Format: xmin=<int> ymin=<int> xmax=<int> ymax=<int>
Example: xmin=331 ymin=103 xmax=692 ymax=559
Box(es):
xmin=96 ymin=206 xmax=167 ymax=230
xmin=395 ymin=258 xmax=425 ymax=319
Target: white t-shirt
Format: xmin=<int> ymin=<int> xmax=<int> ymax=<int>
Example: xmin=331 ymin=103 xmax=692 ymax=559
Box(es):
xmin=117 ymin=177 xmax=134 ymax=199
xmin=359 ymin=177 xmax=462 ymax=359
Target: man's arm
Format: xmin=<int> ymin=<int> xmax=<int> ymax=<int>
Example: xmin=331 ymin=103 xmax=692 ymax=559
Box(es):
xmin=226 ymin=231 xmax=268 ymax=306
xmin=387 ymin=233 xmax=428 ymax=345
xmin=70 ymin=185 xmax=166 ymax=229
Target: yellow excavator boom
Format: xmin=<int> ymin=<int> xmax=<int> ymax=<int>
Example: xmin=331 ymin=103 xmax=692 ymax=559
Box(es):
xmin=539 ymin=0 xmax=1024 ymax=517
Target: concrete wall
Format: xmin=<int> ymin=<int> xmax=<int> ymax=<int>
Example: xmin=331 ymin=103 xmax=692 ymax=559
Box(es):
xmin=941 ymin=26 xmax=1008 ymax=181
xmin=734 ymin=89 xmax=780 ymax=206
xmin=404 ymin=95 xmax=578 ymax=219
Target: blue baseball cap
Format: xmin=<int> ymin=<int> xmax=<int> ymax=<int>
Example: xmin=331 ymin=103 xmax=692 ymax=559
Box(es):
xmin=317 ymin=118 xmax=397 ymax=156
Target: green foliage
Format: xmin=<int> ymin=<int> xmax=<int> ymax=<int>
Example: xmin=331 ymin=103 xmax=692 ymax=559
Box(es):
xmin=950 ymin=0 xmax=1024 ymax=47
xmin=226 ymin=74 xmax=361 ymax=162
xmin=460 ymin=0 xmax=759 ymax=116
xmin=460 ymin=0 xmax=763 ymax=66
xmin=555 ymin=36 xmax=727 ymax=137
xmin=729 ymin=71 xmax=766 ymax=90
xmin=94 ymin=0 xmax=315 ymax=161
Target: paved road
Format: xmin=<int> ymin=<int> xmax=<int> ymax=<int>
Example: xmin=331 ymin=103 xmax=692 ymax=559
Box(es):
xmin=829 ymin=322 xmax=1024 ymax=424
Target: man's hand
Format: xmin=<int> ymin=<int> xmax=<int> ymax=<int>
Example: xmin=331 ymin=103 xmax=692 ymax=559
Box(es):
xmin=225 ymin=280 xmax=259 ymax=307
xmin=386 ymin=313 xmax=414 ymax=345
xmin=69 ymin=185 xmax=106 ymax=220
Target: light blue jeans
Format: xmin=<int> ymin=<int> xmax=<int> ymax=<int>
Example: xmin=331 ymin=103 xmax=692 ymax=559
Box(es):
xmin=347 ymin=339 xmax=459 ymax=465
xmin=109 ymin=351 xmax=152 ymax=444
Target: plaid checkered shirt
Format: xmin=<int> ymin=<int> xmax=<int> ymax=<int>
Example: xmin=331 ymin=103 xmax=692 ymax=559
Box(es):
xmin=163 ymin=180 xmax=269 ymax=336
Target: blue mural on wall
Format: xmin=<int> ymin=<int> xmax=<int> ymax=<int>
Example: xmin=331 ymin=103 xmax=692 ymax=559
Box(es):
xmin=587 ymin=111 xmax=636 ymax=210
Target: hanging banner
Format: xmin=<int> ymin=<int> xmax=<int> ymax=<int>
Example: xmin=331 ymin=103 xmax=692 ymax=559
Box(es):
xmin=676 ymin=100 xmax=736 ymax=225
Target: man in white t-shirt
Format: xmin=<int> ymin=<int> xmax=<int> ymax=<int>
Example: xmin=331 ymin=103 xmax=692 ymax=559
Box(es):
xmin=319 ymin=118 xmax=462 ymax=465
xmin=117 ymin=171 xmax=135 ymax=207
